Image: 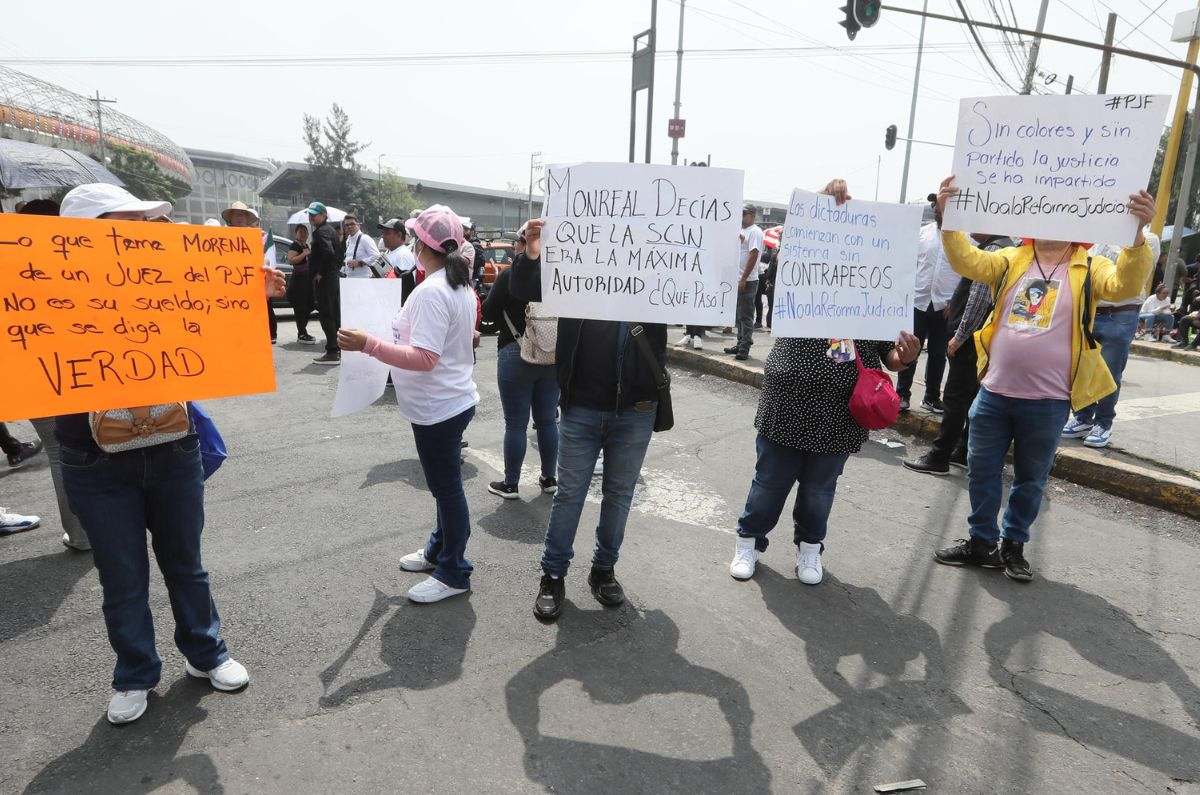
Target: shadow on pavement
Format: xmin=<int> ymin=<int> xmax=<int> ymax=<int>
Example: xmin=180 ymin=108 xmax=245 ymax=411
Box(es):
xmin=0 ymin=552 xmax=93 ymax=643
xmin=360 ymin=459 xmax=479 ymax=490
xmin=980 ymin=574 xmax=1200 ymax=781
xmin=476 ymin=497 xmax=552 ymax=545
xmin=754 ymin=566 xmax=969 ymax=776
xmin=505 ymin=605 xmax=770 ymax=792
xmin=318 ymin=587 xmax=476 ymax=709
xmin=24 ymin=679 xmax=222 ymax=794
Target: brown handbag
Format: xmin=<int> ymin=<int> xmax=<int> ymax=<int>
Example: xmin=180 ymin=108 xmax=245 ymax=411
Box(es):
xmin=89 ymin=403 xmax=190 ymax=453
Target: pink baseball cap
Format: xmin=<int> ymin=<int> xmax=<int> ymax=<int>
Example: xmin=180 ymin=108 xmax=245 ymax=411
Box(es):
xmin=405 ymin=204 xmax=464 ymax=253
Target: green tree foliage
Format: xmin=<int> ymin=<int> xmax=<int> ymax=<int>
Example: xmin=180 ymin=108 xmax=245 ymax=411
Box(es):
xmin=1149 ymin=113 xmax=1200 ymax=230
xmin=367 ymin=170 xmax=418 ymax=224
xmin=302 ymin=103 xmax=367 ymax=208
xmin=108 ymin=143 xmax=191 ymax=204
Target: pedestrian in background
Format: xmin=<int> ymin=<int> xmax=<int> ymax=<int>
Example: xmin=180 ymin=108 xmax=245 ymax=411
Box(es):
xmin=340 ymin=214 xmax=380 ymax=279
xmin=308 ymin=202 xmax=343 ymax=364
xmin=287 ymin=224 xmax=317 ymax=343
xmin=724 ymin=205 xmax=763 ymax=361
xmin=338 ymin=205 xmax=480 ymax=604
xmin=222 ymin=201 xmax=277 ymax=343
xmin=931 ymin=177 xmax=1155 ymax=583
xmin=377 ymin=218 xmax=419 ymax=301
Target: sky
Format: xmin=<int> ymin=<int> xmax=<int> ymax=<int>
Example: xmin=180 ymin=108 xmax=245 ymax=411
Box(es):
xmin=2 ymin=0 xmax=1193 ymax=206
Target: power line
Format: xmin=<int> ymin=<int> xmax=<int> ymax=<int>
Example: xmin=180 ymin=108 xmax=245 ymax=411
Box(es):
xmin=1116 ymin=0 xmax=1170 ymax=47
xmin=952 ymin=0 xmax=1020 ymax=91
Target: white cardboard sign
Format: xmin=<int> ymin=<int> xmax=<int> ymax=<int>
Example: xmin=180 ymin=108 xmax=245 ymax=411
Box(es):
xmin=540 ymin=162 xmax=744 ymax=324
xmin=331 ymin=279 xmax=405 ymax=418
xmin=943 ymin=93 xmax=1169 ymax=246
xmin=772 ymin=189 xmax=923 ymax=341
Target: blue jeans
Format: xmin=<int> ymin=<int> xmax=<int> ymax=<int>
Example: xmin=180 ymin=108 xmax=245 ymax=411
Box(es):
xmin=60 ymin=436 xmax=227 ymax=691
xmin=540 ymin=404 xmax=656 ymax=576
xmin=411 ymin=406 xmax=476 ymax=590
xmin=496 ymin=343 xmax=560 ymax=485
xmin=1139 ymin=312 xmax=1175 ymax=330
xmin=1073 ymin=309 xmax=1139 ymax=430
xmin=967 ymin=387 xmax=1070 ymax=545
xmin=736 ymin=434 xmax=849 ymax=551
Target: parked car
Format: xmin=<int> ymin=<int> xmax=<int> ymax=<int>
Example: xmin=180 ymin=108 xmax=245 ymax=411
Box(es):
xmin=266 ymin=233 xmax=296 ymax=308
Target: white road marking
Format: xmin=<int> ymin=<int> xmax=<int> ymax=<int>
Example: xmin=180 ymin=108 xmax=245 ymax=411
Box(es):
xmin=1113 ymin=391 xmax=1200 ymax=423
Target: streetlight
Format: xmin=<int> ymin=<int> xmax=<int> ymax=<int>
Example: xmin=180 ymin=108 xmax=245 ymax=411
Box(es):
xmin=376 ymin=154 xmax=387 ymax=221
xmin=528 ymin=152 xmax=543 ymax=219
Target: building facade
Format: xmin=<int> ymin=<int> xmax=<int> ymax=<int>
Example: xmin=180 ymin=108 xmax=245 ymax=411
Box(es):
xmin=176 ymin=148 xmax=276 ymax=226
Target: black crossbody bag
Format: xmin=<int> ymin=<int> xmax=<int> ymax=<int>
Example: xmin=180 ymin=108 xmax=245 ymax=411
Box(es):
xmin=630 ymin=324 xmax=673 ymax=432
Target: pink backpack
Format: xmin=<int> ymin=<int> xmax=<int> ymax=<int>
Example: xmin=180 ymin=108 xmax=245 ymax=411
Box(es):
xmin=849 ymin=345 xmax=900 ymax=430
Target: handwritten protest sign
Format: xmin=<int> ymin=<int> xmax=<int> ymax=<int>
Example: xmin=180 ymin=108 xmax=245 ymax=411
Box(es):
xmin=943 ymin=94 xmax=1169 ymax=246
xmin=331 ymin=279 xmax=405 ymax=418
xmin=540 ymin=162 xmax=743 ymax=324
xmin=0 ymin=214 xmax=275 ymax=421
xmin=772 ymin=189 xmax=923 ymax=341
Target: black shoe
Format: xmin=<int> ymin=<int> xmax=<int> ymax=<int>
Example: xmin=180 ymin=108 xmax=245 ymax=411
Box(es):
xmin=313 ymin=352 xmax=340 ymax=365
xmin=271 ymin=337 xmax=277 ymax=345
xmin=1172 ymin=340 xmax=1190 ymax=349
xmin=899 ymin=397 xmax=911 ymax=412
xmin=488 ymin=481 xmax=519 ymax=499
xmin=735 ymin=352 xmax=749 ymax=361
xmin=298 ymin=333 xmax=317 ymax=344
xmin=949 ymin=446 xmax=968 ymax=470
xmin=588 ymin=567 xmax=625 ymax=607
xmin=1001 ymin=539 xmax=1034 ymax=582
xmin=7 ymin=440 xmax=43 ymax=468
xmin=723 ymin=345 xmax=739 ymax=354
xmin=461 ymin=439 xmax=469 ymax=449
xmin=922 ymin=397 xmax=945 ymax=413
xmin=539 ymin=476 xmax=558 ymax=494
xmin=902 ymin=452 xmax=950 ymax=476
xmin=534 ymin=574 xmax=565 ymax=621
xmin=934 ymin=536 xmax=1002 ymax=568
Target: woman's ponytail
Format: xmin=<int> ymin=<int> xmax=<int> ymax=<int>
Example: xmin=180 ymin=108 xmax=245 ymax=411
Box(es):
xmin=443 ymin=247 xmax=471 ymax=289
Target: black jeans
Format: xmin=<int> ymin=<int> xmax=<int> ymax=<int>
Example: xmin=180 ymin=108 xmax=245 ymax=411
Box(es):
xmin=929 ymin=340 xmax=978 ymax=463
xmin=266 ymin=298 xmax=277 ymax=341
xmin=685 ymin=326 xmax=708 ymax=338
xmin=754 ymin=279 xmax=773 ymax=327
xmin=896 ymin=303 xmax=951 ymax=401
xmin=314 ymin=274 xmax=341 ymax=355
xmin=287 ymin=271 xmax=315 ymax=336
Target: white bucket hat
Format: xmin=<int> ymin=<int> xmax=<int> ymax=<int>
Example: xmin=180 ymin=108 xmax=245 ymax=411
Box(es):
xmin=60 ymin=183 xmax=171 ymax=220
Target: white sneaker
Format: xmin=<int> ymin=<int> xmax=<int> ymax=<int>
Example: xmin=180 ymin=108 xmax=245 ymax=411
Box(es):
xmin=729 ymin=537 xmax=759 ymax=580
xmin=400 ymin=549 xmax=436 ymax=572
xmin=62 ymin=532 xmax=91 ymax=552
xmin=186 ymin=658 xmax=249 ymax=692
xmin=796 ymin=542 xmax=824 ymax=585
xmin=691 ymin=335 xmax=704 ymax=351
xmin=107 ymin=689 xmax=149 ymax=724
xmin=406 ymin=576 xmax=468 ymax=603
xmin=1083 ymin=426 xmax=1112 ymax=449
xmin=675 ymin=334 xmax=693 ymax=347
xmin=1061 ymin=417 xmax=1093 ymax=439
xmin=0 ymin=508 xmax=40 ymax=536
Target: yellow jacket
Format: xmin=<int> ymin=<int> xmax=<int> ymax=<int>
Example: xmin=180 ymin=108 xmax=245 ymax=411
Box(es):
xmin=940 ymin=231 xmax=1153 ymax=411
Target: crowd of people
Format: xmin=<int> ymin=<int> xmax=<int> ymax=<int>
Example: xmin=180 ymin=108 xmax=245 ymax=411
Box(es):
xmin=0 ymin=171 xmax=1168 ymax=727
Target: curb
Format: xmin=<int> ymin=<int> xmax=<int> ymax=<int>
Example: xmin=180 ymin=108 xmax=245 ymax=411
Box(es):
xmin=667 ymin=346 xmax=1200 ymax=521
xmin=1130 ymin=340 xmax=1200 ymax=367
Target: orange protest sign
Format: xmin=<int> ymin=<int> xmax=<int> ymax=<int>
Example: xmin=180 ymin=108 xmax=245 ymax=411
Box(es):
xmin=0 ymin=213 xmax=276 ymax=421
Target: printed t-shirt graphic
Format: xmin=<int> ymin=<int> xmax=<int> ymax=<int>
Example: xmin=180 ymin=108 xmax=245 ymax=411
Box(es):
xmin=1004 ymin=276 xmax=1062 ymax=332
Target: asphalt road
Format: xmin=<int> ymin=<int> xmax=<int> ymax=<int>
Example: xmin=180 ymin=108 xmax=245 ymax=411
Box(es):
xmin=3 ymin=321 xmax=1200 ymax=793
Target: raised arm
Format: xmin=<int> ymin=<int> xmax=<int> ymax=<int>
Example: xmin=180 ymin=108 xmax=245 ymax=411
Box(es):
xmin=509 ymin=218 xmax=545 ymax=302
xmin=1093 ymin=191 xmax=1156 ymax=302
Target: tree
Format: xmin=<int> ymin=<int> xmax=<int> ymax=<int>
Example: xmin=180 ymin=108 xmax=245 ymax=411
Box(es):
xmin=1148 ymin=114 xmax=1200 ymax=231
xmin=302 ymin=103 xmax=368 ymax=208
xmin=108 ymin=143 xmax=191 ymax=204
xmin=367 ymin=170 xmax=418 ymax=223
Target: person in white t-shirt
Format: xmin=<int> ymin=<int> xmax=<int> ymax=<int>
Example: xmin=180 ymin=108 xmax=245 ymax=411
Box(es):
xmin=340 ymin=214 xmax=381 ymax=278
xmin=377 ymin=218 xmax=420 ymax=302
xmin=338 ymin=205 xmax=480 ymax=604
xmin=724 ymin=205 xmax=763 ymax=360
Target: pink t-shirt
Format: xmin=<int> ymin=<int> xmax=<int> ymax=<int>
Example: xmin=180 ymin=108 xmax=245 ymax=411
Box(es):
xmin=981 ymin=261 xmax=1074 ymax=401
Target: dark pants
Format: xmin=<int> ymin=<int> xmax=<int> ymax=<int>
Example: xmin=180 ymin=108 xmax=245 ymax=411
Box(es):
xmin=315 ymin=274 xmax=341 ymax=355
xmin=497 ymin=343 xmax=560 ymax=485
xmin=736 ymin=434 xmax=849 ymax=551
xmin=266 ymin=298 xmax=277 ymax=341
xmin=897 ymin=302 xmax=950 ymax=401
xmin=928 ymin=341 xmax=979 ymax=463
xmin=60 ymin=437 xmax=227 ymax=691
xmin=735 ymin=282 xmax=757 ymax=354
xmin=1074 ymin=308 xmax=1139 ymax=430
xmin=685 ymin=326 xmax=708 ymax=338
xmin=1178 ymin=314 xmax=1199 ymax=347
xmin=411 ymin=406 xmax=476 ymax=590
xmin=754 ymin=279 xmax=773 ymax=327
xmin=0 ymin=422 xmax=21 ymax=456
xmin=287 ymin=271 xmax=315 ymax=336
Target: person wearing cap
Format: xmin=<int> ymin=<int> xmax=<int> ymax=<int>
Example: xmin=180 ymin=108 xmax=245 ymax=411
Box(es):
xmin=286 ymin=224 xmax=317 ymax=343
xmin=509 ymin=219 xmax=667 ymax=622
xmin=337 ymin=205 xmax=480 ymax=604
xmin=724 ymin=206 xmax=764 ymax=361
xmin=51 ymin=183 xmax=284 ymax=725
xmin=223 ymin=201 xmax=278 ymax=343
xmin=340 ymin=214 xmax=381 ymax=279
xmin=307 ymin=202 xmax=343 ymax=364
xmin=378 ymin=218 xmax=419 ymax=302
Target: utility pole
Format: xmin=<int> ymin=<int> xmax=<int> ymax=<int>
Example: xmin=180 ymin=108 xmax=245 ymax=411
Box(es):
xmin=376 ymin=154 xmax=386 ymax=218
xmin=899 ymin=0 xmax=928 ymax=203
xmin=1162 ymin=2 xmax=1200 ymax=294
xmin=1021 ymin=0 xmax=1050 ymax=95
xmin=527 ymin=151 xmax=542 ymax=219
xmin=1064 ymin=74 xmax=1073 ymax=94
xmin=670 ymin=0 xmax=686 ymax=166
xmin=90 ymin=90 xmax=116 ymax=165
xmin=1153 ymin=2 xmax=1200 ymax=238
xmin=1098 ymin=12 xmax=1117 ymax=92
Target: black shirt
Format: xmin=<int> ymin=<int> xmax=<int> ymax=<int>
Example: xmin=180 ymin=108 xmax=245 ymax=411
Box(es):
xmin=755 ymin=338 xmax=894 ymax=455
xmin=309 ymin=222 xmax=340 ymax=278
xmin=481 ymin=268 xmax=526 ymax=350
xmin=288 ymin=240 xmax=309 ymax=274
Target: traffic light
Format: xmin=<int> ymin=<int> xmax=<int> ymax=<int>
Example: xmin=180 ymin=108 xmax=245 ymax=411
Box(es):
xmin=839 ymin=0 xmax=881 ymax=40
xmin=885 ymin=124 xmax=897 ymax=150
